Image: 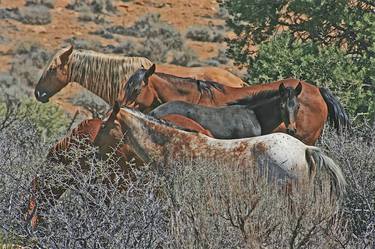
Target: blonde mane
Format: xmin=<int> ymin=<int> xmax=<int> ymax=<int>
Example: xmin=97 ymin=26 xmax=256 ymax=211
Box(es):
xmin=66 ymin=49 xmax=153 ymax=104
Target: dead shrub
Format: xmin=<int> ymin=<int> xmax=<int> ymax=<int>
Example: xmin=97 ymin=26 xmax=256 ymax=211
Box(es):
xmin=319 ymin=124 xmax=375 ymax=245
xmin=164 ymin=159 xmax=343 ymax=248
xmin=0 ymin=95 xmax=374 ymax=248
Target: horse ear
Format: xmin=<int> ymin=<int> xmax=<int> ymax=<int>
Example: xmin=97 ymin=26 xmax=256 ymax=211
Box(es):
xmin=295 ymin=82 xmax=302 ymax=96
xmin=108 ymin=101 xmax=120 ymax=123
xmin=279 ymin=83 xmax=286 ymax=96
xmin=113 ymin=101 xmax=121 ymax=116
xmin=143 ymin=64 xmax=156 ymax=85
xmin=145 ymin=64 xmax=156 ymax=78
xmin=59 ymin=45 xmax=73 ymax=65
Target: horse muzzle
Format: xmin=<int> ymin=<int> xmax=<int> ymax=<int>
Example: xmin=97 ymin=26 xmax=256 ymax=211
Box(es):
xmin=34 ymin=90 xmax=49 ymax=103
xmin=286 ymin=122 xmax=297 ymax=136
xmin=287 ymin=128 xmax=296 ymax=136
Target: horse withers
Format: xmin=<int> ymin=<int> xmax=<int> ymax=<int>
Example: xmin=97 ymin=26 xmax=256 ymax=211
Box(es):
xmin=150 ymin=83 xmax=302 ymax=139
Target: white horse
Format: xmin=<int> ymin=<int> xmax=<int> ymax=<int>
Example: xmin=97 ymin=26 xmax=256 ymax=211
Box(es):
xmin=93 ymin=102 xmax=346 ymax=197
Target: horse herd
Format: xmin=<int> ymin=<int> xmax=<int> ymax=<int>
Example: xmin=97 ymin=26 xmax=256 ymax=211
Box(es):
xmin=27 ymin=45 xmax=350 ymax=227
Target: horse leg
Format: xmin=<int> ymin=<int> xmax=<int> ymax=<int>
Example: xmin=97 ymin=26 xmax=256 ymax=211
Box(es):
xmin=160 ymin=114 xmax=214 ymax=137
xmin=27 ymin=175 xmax=69 ymax=229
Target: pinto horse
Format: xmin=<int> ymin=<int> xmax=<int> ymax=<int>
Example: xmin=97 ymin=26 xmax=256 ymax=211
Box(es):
xmin=150 ymin=83 xmax=302 ymax=138
xmin=93 ymin=103 xmax=346 ymax=198
xmin=34 ymin=46 xmax=243 ymax=105
xmin=123 ymin=64 xmax=350 ymax=145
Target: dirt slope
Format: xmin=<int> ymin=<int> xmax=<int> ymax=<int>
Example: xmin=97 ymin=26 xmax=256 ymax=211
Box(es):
xmin=0 ymin=0 xmax=242 ymax=121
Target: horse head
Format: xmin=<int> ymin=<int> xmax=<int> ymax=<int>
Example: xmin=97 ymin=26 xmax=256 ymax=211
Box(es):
xmin=123 ymin=64 xmax=156 ymax=107
xmin=35 ymin=45 xmax=74 ymax=103
xmin=279 ymin=82 xmax=302 ymax=135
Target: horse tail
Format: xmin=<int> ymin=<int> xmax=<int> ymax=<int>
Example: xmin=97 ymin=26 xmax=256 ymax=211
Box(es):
xmin=319 ymin=87 xmax=350 ymax=132
xmin=306 ymin=146 xmax=346 ymax=198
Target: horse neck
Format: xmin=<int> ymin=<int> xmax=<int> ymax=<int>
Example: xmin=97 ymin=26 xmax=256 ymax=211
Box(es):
xmin=117 ymin=110 xmax=167 ymax=163
xmin=66 ymin=52 xmax=151 ymax=105
xmin=214 ymin=84 xmax=277 ymax=104
xmin=66 ymin=61 xmax=114 ymax=105
xmin=149 ymin=75 xmax=200 ymax=103
xmin=252 ymin=97 xmax=282 ymax=134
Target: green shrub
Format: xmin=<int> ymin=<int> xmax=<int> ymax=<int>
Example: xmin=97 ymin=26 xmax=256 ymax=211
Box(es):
xmin=78 ymin=12 xmax=106 ymax=24
xmin=0 ymin=97 xmax=68 ymax=139
xmin=10 ymin=42 xmax=51 ymax=88
xmin=223 ymin=0 xmax=375 ymax=57
xmin=64 ymin=37 xmax=102 ymax=50
xmin=17 ymin=6 xmax=52 ymax=25
xmin=185 ymin=25 xmax=225 ymax=42
xmin=66 ymin=0 xmax=116 ymax=14
xmin=0 ymin=6 xmax=52 ymax=25
xmin=246 ymin=33 xmax=374 ymax=120
xmin=25 ymin=0 xmax=55 ymax=8
xmin=100 ymin=14 xmax=197 ymax=65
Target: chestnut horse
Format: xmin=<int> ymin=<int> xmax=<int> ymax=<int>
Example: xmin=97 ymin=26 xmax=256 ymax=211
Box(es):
xmin=34 ymin=46 xmax=243 ymax=104
xmin=156 ymin=64 xmax=245 ymax=88
xmin=150 ymin=83 xmax=302 ymax=138
xmin=123 ymin=64 xmax=350 ymax=145
xmin=27 ymin=115 xmax=212 ymax=228
xmin=93 ymin=103 xmax=346 ymax=198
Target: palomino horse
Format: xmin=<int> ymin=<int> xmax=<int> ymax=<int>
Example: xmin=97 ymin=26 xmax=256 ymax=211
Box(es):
xmin=93 ymin=103 xmax=346 ymax=197
xmin=123 ymin=64 xmax=350 ymax=145
xmin=27 ymin=115 xmax=212 ymax=228
xmin=150 ymin=83 xmax=302 ymax=138
xmin=34 ymin=46 xmax=243 ymax=104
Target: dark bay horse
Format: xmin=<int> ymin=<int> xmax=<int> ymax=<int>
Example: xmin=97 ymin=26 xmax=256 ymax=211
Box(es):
xmin=150 ymin=83 xmax=302 ymax=139
xmin=93 ymin=103 xmax=346 ymax=198
xmin=123 ymin=64 xmax=350 ymax=145
xmin=34 ymin=46 xmax=243 ymax=105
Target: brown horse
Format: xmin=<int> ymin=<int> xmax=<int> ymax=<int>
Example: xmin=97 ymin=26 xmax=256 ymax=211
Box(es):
xmin=123 ymin=64 xmax=350 ymax=145
xmin=93 ymin=103 xmax=346 ymax=198
xmin=26 ymin=118 xmax=140 ymax=228
xmin=27 ymin=114 xmax=212 ymax=227
xmin=34 ymin=46 xmax=243 ymax=105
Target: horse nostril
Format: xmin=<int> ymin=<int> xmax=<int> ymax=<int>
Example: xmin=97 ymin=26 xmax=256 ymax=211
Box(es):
xmin=35 ymin=90 xmax=40 ymax=99
xmin=287 ymin=129 xmax=296 ymax=136
xmin=34 ymin=90 xmax=49 ymax=102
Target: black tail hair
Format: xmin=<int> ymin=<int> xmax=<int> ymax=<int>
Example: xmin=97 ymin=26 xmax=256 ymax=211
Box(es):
xmin=319 ymin=87 xmax=350 ymax=132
